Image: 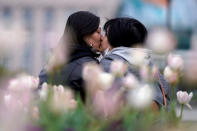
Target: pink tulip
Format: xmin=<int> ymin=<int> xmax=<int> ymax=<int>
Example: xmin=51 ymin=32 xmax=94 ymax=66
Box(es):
xmin=123 ymin=73 xmax=139 ymax=89
xmin=177 ymin=91 xmax=193 ymax=109
xmin=93 ymin=90 xmax=121 ymax=118
xmin=146 ymin=27 xmax=176 ymax=54
xmin=163 ymin=66 xmax=179 ymax=85
xmin=82 ymin=62 xmax=102 ymax=81
xmin=168 ymin=54 xmax=184 ymax=71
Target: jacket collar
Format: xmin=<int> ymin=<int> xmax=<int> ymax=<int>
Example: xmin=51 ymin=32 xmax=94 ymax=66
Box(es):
xmin=69 ymin=43 xmax=99 ymax=62
xmin=109 ymin=46 xmax=152 ymax=66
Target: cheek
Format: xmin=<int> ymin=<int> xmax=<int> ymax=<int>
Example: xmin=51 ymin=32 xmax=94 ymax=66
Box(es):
xmin=100 ymin=41 xmax=106 ymax=49
xmin=92 ymin=34 xmax=101 ymax=45
xmin=102 ymin=38 xmax=110 ymax=47
xmin=94 ymin=34 xmax=101 ymax=42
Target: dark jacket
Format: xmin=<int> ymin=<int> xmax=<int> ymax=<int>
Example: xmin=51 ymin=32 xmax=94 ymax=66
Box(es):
xmin=100 ymin=47 xmax=170 ymax=107
xmin=38 ymin=44 xmax=98 ymax=101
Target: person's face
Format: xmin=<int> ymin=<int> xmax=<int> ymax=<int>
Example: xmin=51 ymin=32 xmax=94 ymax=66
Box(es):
xmin=100 ymin=31 xmax=111 ymax=52
xmin=84 ymin=27 xmax=102 ymax=52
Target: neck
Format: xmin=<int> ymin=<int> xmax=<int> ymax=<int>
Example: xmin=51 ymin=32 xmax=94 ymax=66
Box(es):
xmin=108 ymin=45 xmax=114 ymax=51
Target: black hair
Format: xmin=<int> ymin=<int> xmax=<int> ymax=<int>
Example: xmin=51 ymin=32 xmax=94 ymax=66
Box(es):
xmin=64 ymin=11 xmax=100 ymax=44
xmin=103 ymin=17 xmax=147 ymax=47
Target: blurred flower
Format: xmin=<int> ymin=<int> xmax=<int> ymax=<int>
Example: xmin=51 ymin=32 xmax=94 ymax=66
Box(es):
xmin=32 ymin=106 xmax=39 ymax=120
xmin=51 ymin=88 xmax=77 ymax=113
xmin=177 ymin=91 xmax=193 ymax=109
xmin=83 ymin=62 xmax=103 ymax=81
xmin=98 ymin=72 xmax=114 ymax=90
xmin=46 ymin=40 xmax=67 ymax=72
xmin=139 ymin=65 xmax=151 ymax=82
xmin=4 ymin=94 xmax=11 ymax=106
xmin=93 ymin=90 xmax=121 ymax=118
xmin=8 ymin=74 xmax=39 ymax=91
xmin=151 ymin=65 xmax=159 ymax=78
xmin=93 ymin=90 xmax=106 ymax=117
xmin=167 ymin=53 xmax=184 ymax=71
xmin=163 ymin=66 xmax=179 ymax=85
xmin=110 ymin=60 xmax=128 ymax=77
xmin=127 ymin=84 xmax=154 ymax=109
xmin=123 ymin=73 xmax=139 ymax=89
xmin=53 ymin=85 xmax=65 ymax=93
xmin=39 ymin=82 xmax=48 ymax=100
xmin=44 ymin=31 xmax=60 ymax=50
xmin=1 ymin=90 xmax=34 ymax=131
xmin=146 ymin=27 xmax=176 ymax=54
xmin=184 ymin=58 xmax=197 ymax=84
xmin=130 ymin=50 xmax=148 ymax=67
xmin=83 ymin=62 xmax=105 ymax=95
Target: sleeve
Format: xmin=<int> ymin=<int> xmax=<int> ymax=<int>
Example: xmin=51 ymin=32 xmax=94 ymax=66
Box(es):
xmin=68 ymin=63 xmax=86 ymax=101
xmin=153 ymin=72 xmax=170 ymax=108
xmin=38 ymin=68 xmax=48 ymax=89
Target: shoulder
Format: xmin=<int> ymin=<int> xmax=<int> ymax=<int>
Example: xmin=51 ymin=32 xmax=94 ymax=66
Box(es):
xmin=68 ymin=56 xmax=98 ymax=79
xmin=76 ymin=56 xmax=98 ymax=64
xmin=100 ymin=54 xmax=127 ymax=72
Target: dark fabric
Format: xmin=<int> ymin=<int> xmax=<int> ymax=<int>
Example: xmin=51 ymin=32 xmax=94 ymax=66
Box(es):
xmin=68 ymin=44 xmax=99 ymax=62
xmin=38 ymin=44 xmax=98 ymax=101
xmin=100 ymin=54 xmax=170 ymax=107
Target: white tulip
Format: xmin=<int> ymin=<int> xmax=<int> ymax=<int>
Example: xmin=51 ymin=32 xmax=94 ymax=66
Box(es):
xmin=51 ymin=89 xmax=77 ymax=113
xmin=39 ymin=82 xmax=48 ymax=100
xmin=127 ymin=84 xmax=154 ymax=109
xmin=42 ymin=82 xmax=48 ymax=90
xmin=130 ymin=50 xmax=147 ymax=67
xmin=177 ymin=91 xmax=193 ymax=109
xmin=98 ymin=72 xmax=114 ymax=90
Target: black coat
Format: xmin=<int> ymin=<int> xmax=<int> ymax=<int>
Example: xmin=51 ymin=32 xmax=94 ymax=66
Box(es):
xmin=38 ymin=44 xmax=98 ymax=101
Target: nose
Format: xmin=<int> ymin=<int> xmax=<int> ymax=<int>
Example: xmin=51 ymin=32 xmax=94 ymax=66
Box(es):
xmin=101 ymin=29 xmax=105 ymax=36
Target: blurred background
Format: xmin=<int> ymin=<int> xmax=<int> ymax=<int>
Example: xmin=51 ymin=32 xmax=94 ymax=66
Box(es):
xmin=0 ymin=0 xmax=197 ymax=100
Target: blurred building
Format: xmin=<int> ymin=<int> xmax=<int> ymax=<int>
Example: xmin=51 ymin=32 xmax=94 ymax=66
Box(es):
xmin=118 ymin=0 xmax=197 ymax=88
xmin=119 ymin=0 xmax=197 ymax=49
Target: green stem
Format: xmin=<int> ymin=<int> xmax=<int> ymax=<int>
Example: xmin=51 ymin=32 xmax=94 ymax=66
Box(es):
xmin=171 ymin=86 xmax=176 ymax=101
xmin=179 ymin=104 xmax=184 ymax=120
